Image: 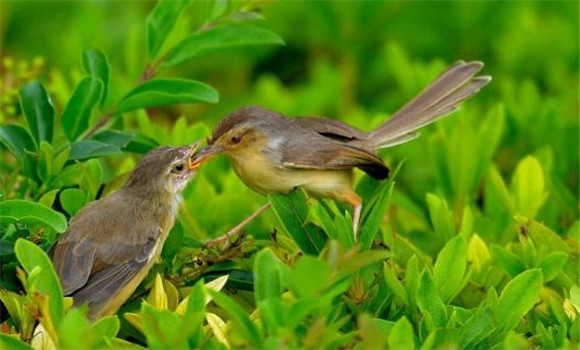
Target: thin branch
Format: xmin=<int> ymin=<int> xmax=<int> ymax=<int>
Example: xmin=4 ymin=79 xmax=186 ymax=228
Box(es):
xmin=204 ymin=203 xmax=271 ymax=248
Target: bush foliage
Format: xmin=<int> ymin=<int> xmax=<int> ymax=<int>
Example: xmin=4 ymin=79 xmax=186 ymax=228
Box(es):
xmin=1 ymin=1 xmax=578 ymax=349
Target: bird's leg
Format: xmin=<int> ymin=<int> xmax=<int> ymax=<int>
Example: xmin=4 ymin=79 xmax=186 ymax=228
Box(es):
xmin=335 ymin=191 xmax=363 ymax=240
xmin=205 ymin=203 xmax=271 ymax=248
xmin=352 ymin=202 xmax=362 ymax=237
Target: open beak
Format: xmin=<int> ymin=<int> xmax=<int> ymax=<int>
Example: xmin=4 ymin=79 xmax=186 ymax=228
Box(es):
xmin=186 ymin=141 xmax=202 ymax=170
xmin=188 ymin=144 xmax=223 ymax=170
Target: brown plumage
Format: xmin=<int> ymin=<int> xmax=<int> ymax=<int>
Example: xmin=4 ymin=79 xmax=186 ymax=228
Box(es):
xmin=192 ymin=61 xmax=491 ymax=233
xmin=51 ymin=144 xmax=199 ymax=320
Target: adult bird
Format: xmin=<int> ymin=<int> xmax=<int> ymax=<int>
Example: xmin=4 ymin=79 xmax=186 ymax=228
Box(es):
xmin=191 ymin=61 xmax=491 ymax=233
xmin=51 ymin=144 xmax=199 ymax=320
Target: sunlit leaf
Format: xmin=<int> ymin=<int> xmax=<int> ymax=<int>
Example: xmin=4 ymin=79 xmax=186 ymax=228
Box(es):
xmin=434 ymin=236 xmax=467 ymax=302
xmin=61 ymin=77 xmax=103 ymax=141
xmin=69 ymin=140 xmax=121 ymax=160
xmin=0 ymin=200 xmax=67 ymax=232
xmin=164 ymin=24 xmax=284 ymax=67
xmin=19 ymin=81 xmax=55 ymax=144
xmin=15 ymin=239 xmax=64 ymax=334
xmin=146 ymin=0 xmax=191 ymax=58
xmin=83 ymin=49 xmax=110 ymax=107
xmin=254 ymin=248 xmax=283 ymax=302
xmin=494 ymin=269 xmax=543 ymax=331
xmin=116 ymin=78 xmax=218 ymax=113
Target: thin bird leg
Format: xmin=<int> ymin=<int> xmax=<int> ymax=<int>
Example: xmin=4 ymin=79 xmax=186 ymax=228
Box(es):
xmin=205 ymin=203 xmax=271 ymax=248
xmin=335 ymin=190 xmax=363 ymax=240
xmin=352 ymin=203 xmax=362 ymax=238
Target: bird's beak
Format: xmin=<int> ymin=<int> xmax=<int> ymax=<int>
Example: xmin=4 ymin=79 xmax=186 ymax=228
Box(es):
xmin=186 ymin=141 xmax=203 ymax=170
xmin=188 ymin=144 xmax=223 ymax=170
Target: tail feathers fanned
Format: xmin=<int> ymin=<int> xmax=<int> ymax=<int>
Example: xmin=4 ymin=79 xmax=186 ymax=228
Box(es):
xmin=368 ymin=61 xmax=491 ymax=149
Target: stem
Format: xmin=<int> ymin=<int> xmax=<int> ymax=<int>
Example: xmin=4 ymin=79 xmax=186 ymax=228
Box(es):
xmin=204 ymin=203 xmax=271 ymax=248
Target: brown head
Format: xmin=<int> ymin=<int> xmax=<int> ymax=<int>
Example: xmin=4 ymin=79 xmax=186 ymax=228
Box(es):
xmin=190 ymin=106 xmax=283 ymax=166
xmin=125 ymin=142 xmax=201 ymax=197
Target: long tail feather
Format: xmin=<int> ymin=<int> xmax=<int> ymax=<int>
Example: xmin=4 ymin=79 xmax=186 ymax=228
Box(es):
xmin=368 ymin=61 xmax=491 ymax=149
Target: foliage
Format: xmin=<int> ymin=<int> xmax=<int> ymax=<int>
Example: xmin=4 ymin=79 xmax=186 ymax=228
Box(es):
xmin=1 ymin=0 xmax=579 ymax=349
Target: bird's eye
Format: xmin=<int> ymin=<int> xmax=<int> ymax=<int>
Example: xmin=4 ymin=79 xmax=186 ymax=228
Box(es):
xmin=171 ymin=163 xmax=185 ymax=173
xmin=231 ymin=135 xmax=242 ymax=144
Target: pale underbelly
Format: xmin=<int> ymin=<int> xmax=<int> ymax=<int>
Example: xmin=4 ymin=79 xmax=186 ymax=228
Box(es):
xmin=231 ymin=157 xmax=354 ymax=198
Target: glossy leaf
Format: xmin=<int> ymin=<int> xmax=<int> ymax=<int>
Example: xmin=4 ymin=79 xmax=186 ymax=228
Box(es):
xmin=494 ymin=269 xmax=543 ymax=331
xmin=416 ymin=270 xmax=447 ymax=328
xmin=69 ymin=140 xmax=121 ymax=160
xmin=60 ymin=188 xmax=87 ymax=217
xmin=15 ymin=239 xmax=64 ymax=329
xmin=146 ymin=0 xmax=191 ymax=58
xmin=0 ymin=200 xmax=67 ymax=232
xmin=360 ymin=182 xmax=394 ymax=250
xmin=116 ymin=78 xmax=218 ymax=113
xmin=269 ymin=189 xmax=327 ymax=255
xmin=434 ymin=236 xmax=467 ymax=302
xmin=83 ymin=49 xmax=110 ymax=107
xmin=511 ymin=156 xmax=548 ymax=219
xmin=164 ymin=24 xmax=284 ymax=67
xmin=61 ymin=77 xmax=103 ymax=141
xmin=0 ymin=124 xmax=37 ymax=177
xmin=19 ymin=80 xmax=55 ymax=144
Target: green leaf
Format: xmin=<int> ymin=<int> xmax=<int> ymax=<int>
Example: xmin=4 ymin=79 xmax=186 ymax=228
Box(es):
xmin=60 ymin=189 xmax=87 ymax=217
xmin=383 ymin=263 xmax=409 ymax=305
xmin=433 ymin=236 xmax=467 ymax=302
xmin=254 ymin=248 xmax=283 ymax=302
xmin=360 ymin=182 xmax=394 ymax=250
xmin=92 ymin=316 xmax=120 ymax=338
xmin=458 ymin=307 xmax=494 ymax=348
xmin=289 ymin=255 xmax=331 ymax=298
xmin=208 ymin=290 xmax=263 ymax=348
xmin=19 ymin=81 xmax=55 ymax=144
xmin=0 ymin=200 xmax=67 ymax=232
xmin=116 ymin=78 xmax=218 ymax=113
xmin=388 ymin=317 xmax=415 ymax=350
xmin=58 ymin=308 xmax=91 ymax=349
xmin=69 ymin=140 xmax=121 ymax=160
xmin=510 ymin=156 xmax=548 ymax=219
xmin=164 ymin=24 xmax=284 ymax=67
xmin=539 ymin=252 xmax=568 ymax=282
xmin=146 ymin=0 xmax=191 ymax=58
xmin=494 ymin=269 xmax=543 ymax=331
xmin=276 ymin=192 xmax=328 ymax=253
xmin=0 ymin=334 xmax=35 ymax=350
xmin=426 ymin=193 xmax=455 ymax=241
xmin=490 ymin=244 xmax=525 ymax=277
xmin=0 ymin=124 xmax=37 ymax=177
xmin=83 ymin=49 xmax=110 ymax=107
xmin=61 ymin=77 xmax=103 ymax=141
xmin=416 ymin=270 xmax=447 ymax=328
xmin=15 ymin=238 xmax=64 ymax=327
xmin=269 ymin=190 xmax=327 ymax=255
xmin=92 ymin=130 xmax=134 ymax=148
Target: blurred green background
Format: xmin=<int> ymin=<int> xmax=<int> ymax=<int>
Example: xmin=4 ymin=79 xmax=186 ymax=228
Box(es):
xmin=1 ymin=1 xmax=579 ymax=348
xmin=1 ymin=0 xmax=578 ymax=242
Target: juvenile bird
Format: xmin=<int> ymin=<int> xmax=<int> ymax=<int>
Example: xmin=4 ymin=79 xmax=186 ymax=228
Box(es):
xmin=51 ymin=143 xmax=199 ymax=320
xmin=191 ymin=61 xmax=491 ymax=232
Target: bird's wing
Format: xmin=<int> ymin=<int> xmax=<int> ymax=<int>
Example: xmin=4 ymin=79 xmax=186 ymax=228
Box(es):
xmin=51 ymin=193 xmax=161 ymax=304
xmin=293 ymin=117 xmax=368 ymax=141
xmin=280 ymin=134 xmax=390 ymax=179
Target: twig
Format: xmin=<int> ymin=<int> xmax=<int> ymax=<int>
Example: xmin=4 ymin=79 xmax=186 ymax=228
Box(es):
xmin=204 ymin=203 xmax=271 ymax=248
